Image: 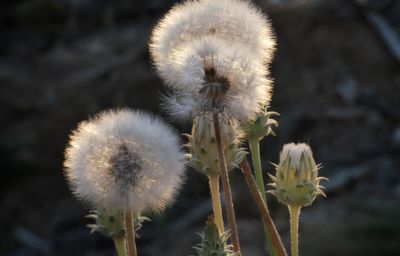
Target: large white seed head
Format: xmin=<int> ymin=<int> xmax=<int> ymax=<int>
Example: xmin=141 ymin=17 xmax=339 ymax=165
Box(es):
xmin=150 ymin=0 xmax=276 ymax=67
xmin=64 ymin=109 xmax=185 ymax=213
xmin=150 ymin=0 xmax=276 ymax=121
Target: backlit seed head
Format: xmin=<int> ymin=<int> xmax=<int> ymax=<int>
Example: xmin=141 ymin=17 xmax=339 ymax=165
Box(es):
xmin=268 ymin=143 xmax=328 ymax=207
xmin=186 ymin=112 xmax=247 ymax=177
xmin=64 ymin=109 xmax=185 ymax=213
xmin=150 ymin=0 xmax=276 ymax=121
xmin=160 ymin=36 xmax=271 ymax=121
xmin=150 ymin=0 xmax=276 ymax=67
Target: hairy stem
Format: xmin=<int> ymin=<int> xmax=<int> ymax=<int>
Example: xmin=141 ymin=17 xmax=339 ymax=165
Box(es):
xmin=124 ymin=210 xmax=137 ymax=256
xmin=289 ymin=206 xmax=301 ymax=256
xmin=212 ymin=110 xmax=241 ymax=255
xmin=240 ymin=159 xmax=288 ymax=256
xmin=113 ymin=235 xmax=127 ymax=256
xmin=248 ymin=138 xmax=277 ymax=256
xmin=209 ymin=174 xmax=225 ymax=233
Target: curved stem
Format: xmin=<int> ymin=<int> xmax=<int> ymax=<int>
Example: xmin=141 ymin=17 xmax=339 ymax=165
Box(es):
xmin=209 ymin=174 xmax=225 ymax=233
xmin=248 ymin=138 xmax=277 ymax=256
xmin=289 ymin=206 xmax=301 ymax=256
xmin=240 ymin=159 xmax=288 ymax=256
xmin=124 ymin=210 xmax=137 ymax=256
xmin=113 ymin=235 xmax=127 ymax=256
xmin=212 ymin=111 xmax=241 ymax=255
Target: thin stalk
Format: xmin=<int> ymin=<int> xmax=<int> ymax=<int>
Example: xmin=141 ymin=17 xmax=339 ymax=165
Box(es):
xmin=248 ymin=138 xmax=267 ymax=202
xmin=240 ymin=159 xmax=288 ymax=256
xmin=209 ymin=174 xmax=225 ymax=233
xmin=124 ymin=210 xmax=137 ymax=256
xmin=113 ymin=235 xmax=127 ymax=256
xmin=212 ymin=111 xmax=241 ymax=255
xmin=249 ymin=138 xmax=277 ymax=256
xmin=248 ymin=138 xmax=277 ymax=256
xmin=288 ymin=206 xmax=301 ymax=256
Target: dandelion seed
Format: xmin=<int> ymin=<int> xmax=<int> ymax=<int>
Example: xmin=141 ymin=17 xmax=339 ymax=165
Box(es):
xmin=64 ymin=109 xmax=185 ymax=213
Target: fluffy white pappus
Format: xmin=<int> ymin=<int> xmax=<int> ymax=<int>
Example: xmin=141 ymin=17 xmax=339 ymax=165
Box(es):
xmin=150 ymin=0 xmax=276 ymax=68
xmin=160 ymin=36 xmax=272 ymax=121
xmin=160 ymin=90 xmax=197 ymax=122
xmin=64 ymin=109 xmax=185 ymax=213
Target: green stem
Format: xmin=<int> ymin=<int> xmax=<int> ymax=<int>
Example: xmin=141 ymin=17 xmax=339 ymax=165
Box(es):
xmin=289 ymin=206 xmax=301 ymax=256
xmin=249 ymin=138 xmax=267 ymax=202
xmin=209 ymin=175 xmax=225 ymax=233
xmin=249 ymin=138 xmax=277 ymax=256
xmin=113 ymin=235 xmax=127 ymax=256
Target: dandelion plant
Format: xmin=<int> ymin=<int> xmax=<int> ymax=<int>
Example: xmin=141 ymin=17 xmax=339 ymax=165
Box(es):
xmin=64 ymin=109 xmax=185 ymax=256
xmin=150 ymin=1 xmax=277 ymax=254
xmin=62 ymin=1 xmax=331 ymax=256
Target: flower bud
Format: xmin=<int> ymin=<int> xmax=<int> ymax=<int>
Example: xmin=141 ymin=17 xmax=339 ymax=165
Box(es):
xmin=268 ymin=143 xmax=328 ymax=207
xmin=242 ymin=109 xmax=279 ymax=141
xmin=86 ymin=208 xmax=125 ymax=239
xmin=193 ymin=216 xmax=237 ymax=256
xmin=86 ymin=208 xmax=150 ymax=239
xmin=186 ymin=112 xmax=246 ymax=177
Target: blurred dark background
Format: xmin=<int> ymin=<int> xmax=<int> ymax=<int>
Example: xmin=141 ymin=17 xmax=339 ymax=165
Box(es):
xmin=1 ymin=0 xmax=400 ymax=255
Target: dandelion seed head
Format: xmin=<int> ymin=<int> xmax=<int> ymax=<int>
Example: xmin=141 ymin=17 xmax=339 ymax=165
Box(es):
xmin=64 ymin=109 xmax=185 ymax=213
xmin=159 ymin=36 xmax=272 ymax=120
xmin=150 ymin=0 xmax=276 ymax=67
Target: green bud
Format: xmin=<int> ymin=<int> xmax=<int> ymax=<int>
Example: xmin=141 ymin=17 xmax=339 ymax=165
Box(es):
xmin=187 ymin=112 xmax=246 ymax=177
xmin=242 ymin=109 xmax=279 ymax=141
xmin=86 ymin=208 xmax=150 ymax=239
xmin=268 ymin=143 xmax=328 ymax=207
xmin=86 ymin=208 xmax=125 ymax=238
xmin=193 ymin=216 xmax=237 ymax=256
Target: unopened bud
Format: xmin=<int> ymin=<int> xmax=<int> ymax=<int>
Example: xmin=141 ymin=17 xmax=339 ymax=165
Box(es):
xmin=193 ymin=216 xmax=237 ymax=256
xmin=186 ymin=112 xmax=246 ymax=177
xmin=268 ymin=143 xmax=328 ymax=207
xmin=86 ymin=208 xmax=125 ymax=238
xmin=243 ymin=109 xmax=279 ymax=141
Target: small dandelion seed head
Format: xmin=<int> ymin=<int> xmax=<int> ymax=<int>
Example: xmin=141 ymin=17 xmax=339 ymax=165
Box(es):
xmin=268 ymin=143 xmax=328 ymax=207
xmin=64 ymin=109 xmax=186 ymax=213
